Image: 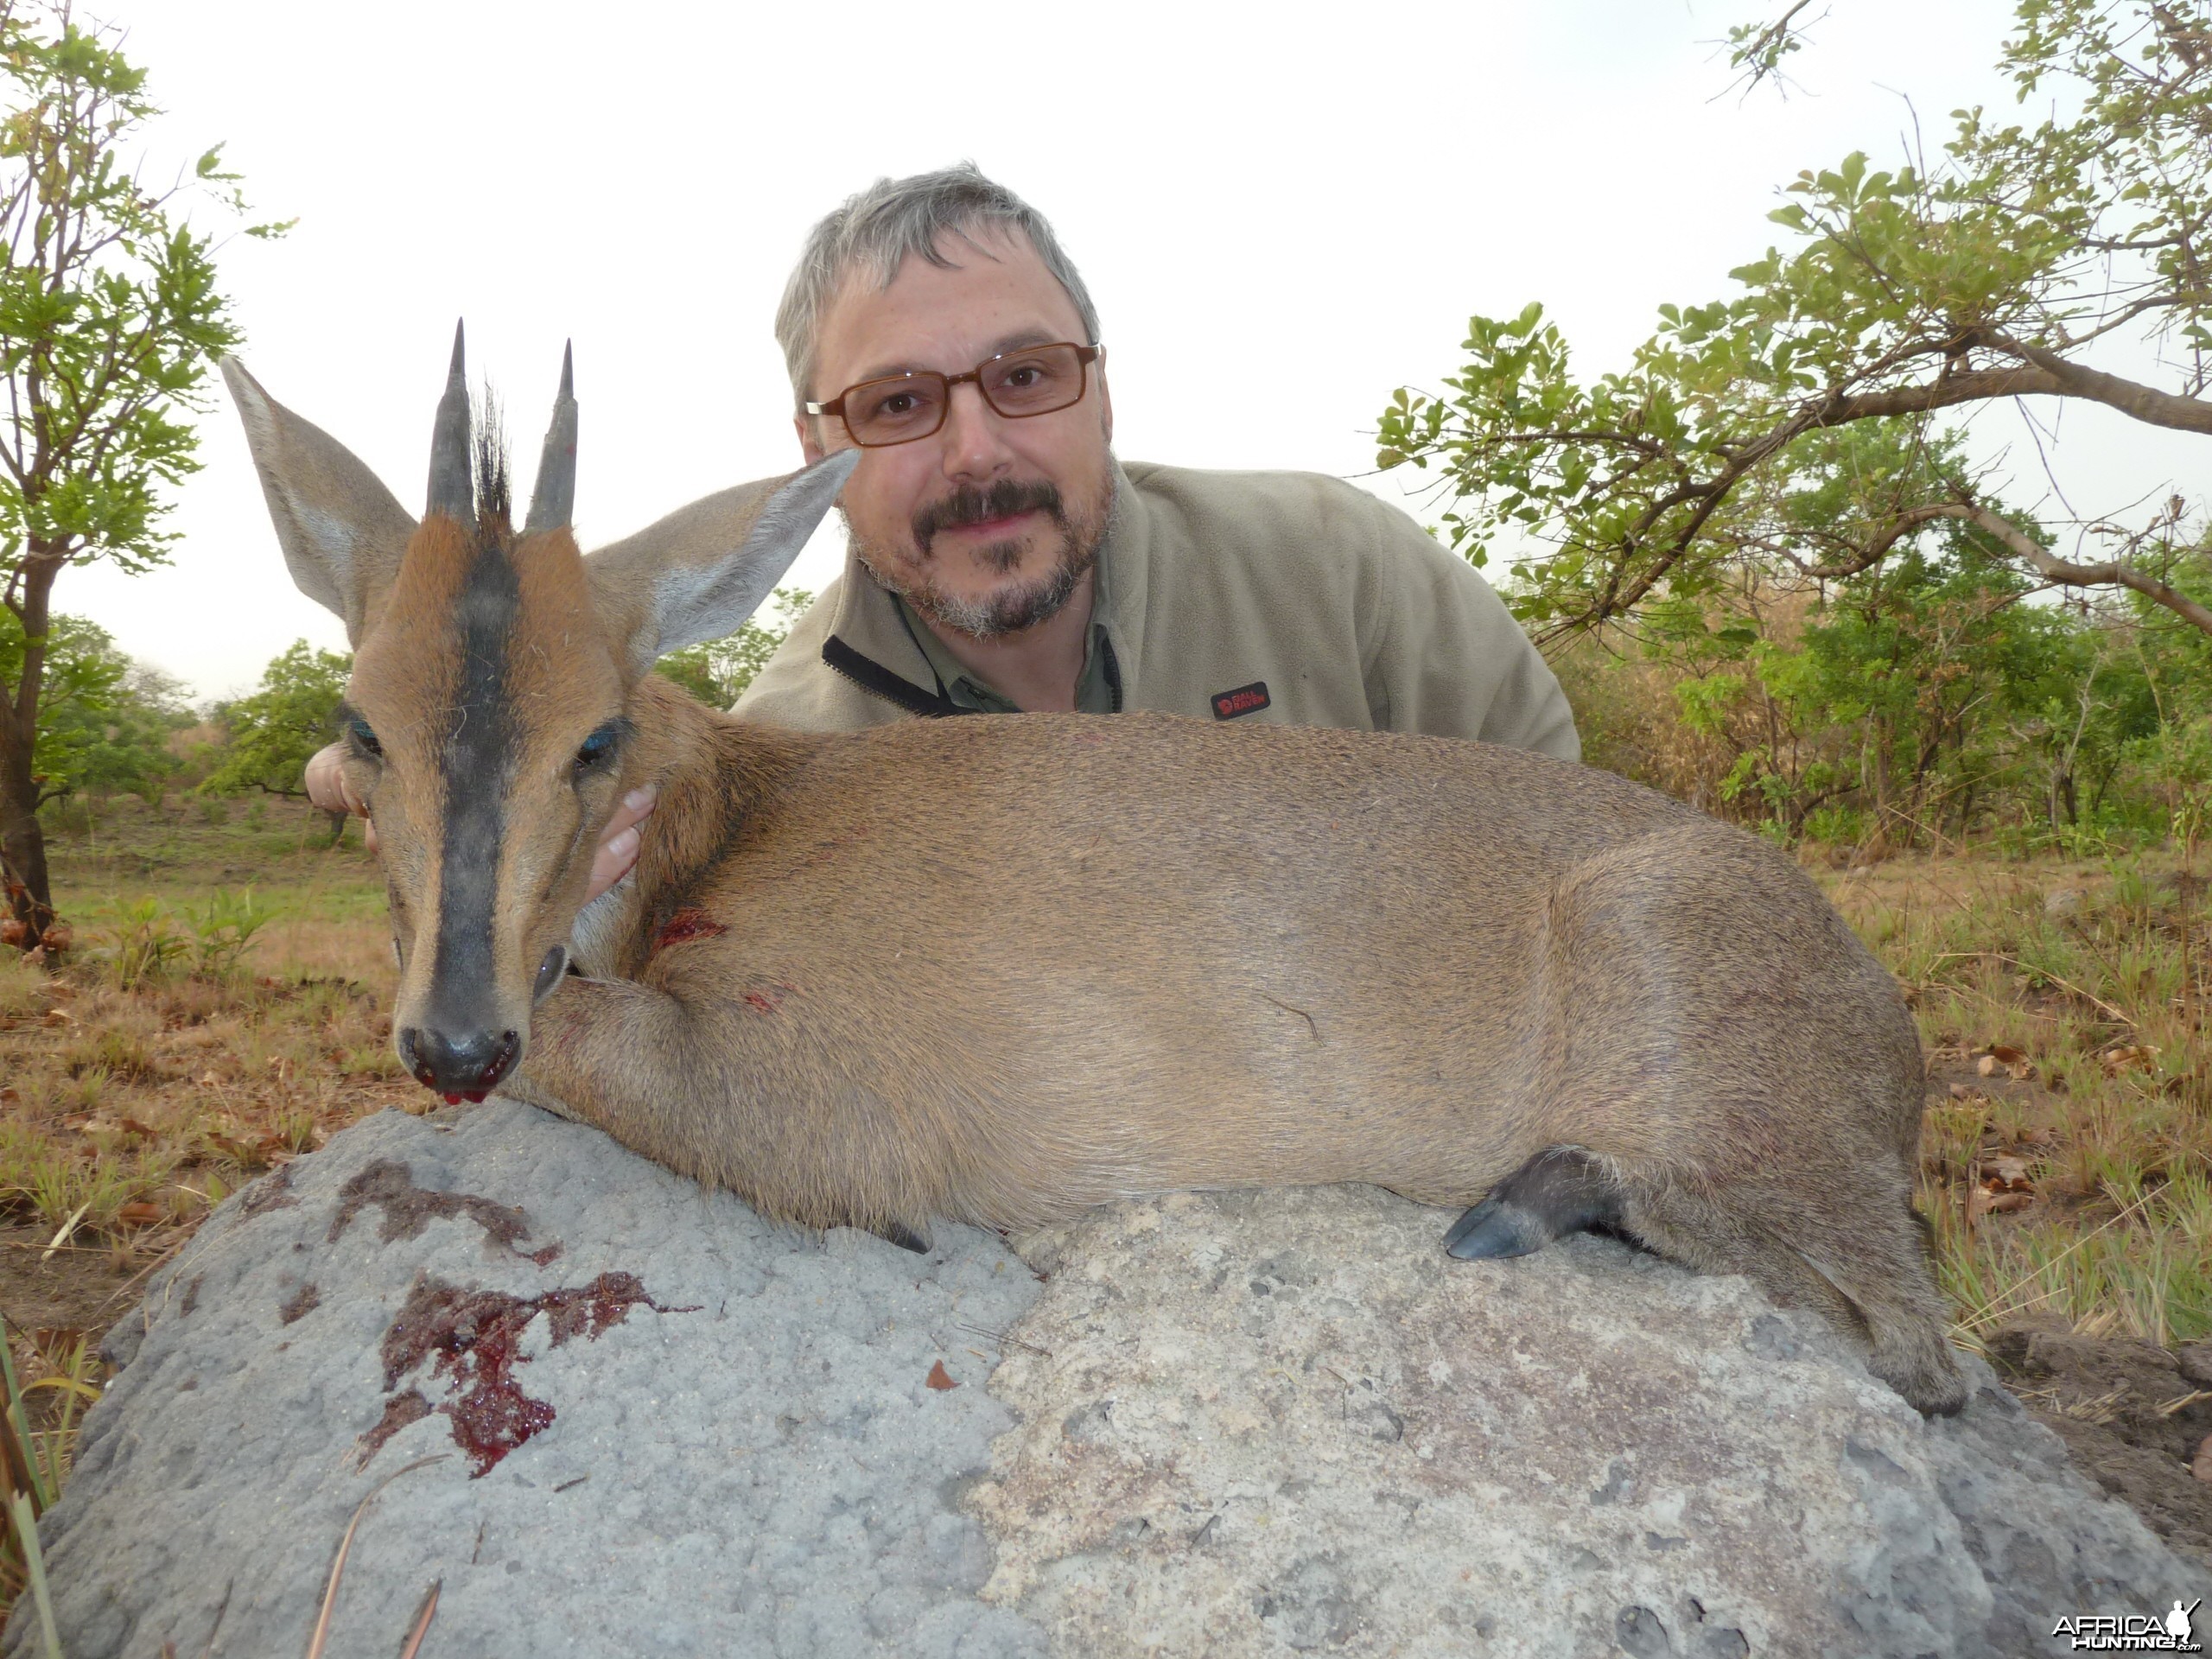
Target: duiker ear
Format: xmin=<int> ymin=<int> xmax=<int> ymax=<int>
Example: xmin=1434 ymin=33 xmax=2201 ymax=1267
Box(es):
xmin=221 ymin=356 xmax=417 ymax=647
xmin=587 ymin=448 xmax=860 ymax=674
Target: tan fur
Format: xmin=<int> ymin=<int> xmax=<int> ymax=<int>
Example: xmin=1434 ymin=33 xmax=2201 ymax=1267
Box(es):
xmin=506 ymin=683 xmax=1965 ymax=1411
xmin=223 ymin=353 xmax=1968 ymax=1416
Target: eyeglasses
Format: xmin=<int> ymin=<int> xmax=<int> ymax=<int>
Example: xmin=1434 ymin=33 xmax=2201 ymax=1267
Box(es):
xmin=804 ymin=341 xmax=1103 ymax=448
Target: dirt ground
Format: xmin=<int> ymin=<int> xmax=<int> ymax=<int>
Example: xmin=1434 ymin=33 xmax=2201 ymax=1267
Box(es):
xmin=0 ymin=794 xmax=410 ymax=1398
xmin=0 ymin=1225 xmax=149 ymax=1343
xmin=1922 ymin=1045 xmax=2212 ymax=1567
xmin=1986 ymin=1317 xmax=2212 ymax=1566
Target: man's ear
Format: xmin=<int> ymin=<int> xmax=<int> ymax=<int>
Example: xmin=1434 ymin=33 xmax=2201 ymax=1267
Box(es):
xmin=586 ymin=448 xmax=860 ymax=677
xmin=221 ymin=357 xmax=417 ymax=648
xmin=794 ymin=412 xmax=827 ymax=466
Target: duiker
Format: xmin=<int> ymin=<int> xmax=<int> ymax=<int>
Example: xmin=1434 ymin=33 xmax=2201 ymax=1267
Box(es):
xmin=224 ymin=329 xmax=1966 ymax=1415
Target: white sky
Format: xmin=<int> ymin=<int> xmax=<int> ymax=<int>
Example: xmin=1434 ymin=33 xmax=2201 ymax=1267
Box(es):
xmin=61 ymin=0 xmax=2207 ymax=701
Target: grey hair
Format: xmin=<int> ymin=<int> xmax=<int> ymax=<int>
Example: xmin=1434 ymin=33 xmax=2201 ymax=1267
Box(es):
xmin=775 ymin=162 xmax=1103 ymax=410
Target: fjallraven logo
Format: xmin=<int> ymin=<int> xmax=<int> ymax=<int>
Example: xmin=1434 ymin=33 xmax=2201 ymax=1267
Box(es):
xmin=1211 ymin=681 xmax=1270 ymax=720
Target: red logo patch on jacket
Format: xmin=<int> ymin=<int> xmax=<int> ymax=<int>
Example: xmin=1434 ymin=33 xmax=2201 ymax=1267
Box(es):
xmin=1211 ymin=681 xmax=1271 ymax=720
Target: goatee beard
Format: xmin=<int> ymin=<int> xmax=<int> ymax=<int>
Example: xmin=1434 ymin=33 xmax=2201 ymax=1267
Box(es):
xmin=850 ymin=472 xmax=1113 ymax=640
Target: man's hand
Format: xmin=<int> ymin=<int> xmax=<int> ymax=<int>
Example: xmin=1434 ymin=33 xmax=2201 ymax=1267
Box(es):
xmin=587 ymin=785 xmax=658 ymax=900
xmin=303 ymin=740 xmax=365 ymax=820
xmin=303 ymin=741 xmax=655 ymax=904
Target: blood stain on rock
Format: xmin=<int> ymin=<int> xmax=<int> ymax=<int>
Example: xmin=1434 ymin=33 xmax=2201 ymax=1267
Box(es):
xmin=277 ymin=1281 xmax=320 ymax=1325
xmin=357 ymin=1388 xmax=431 ymax=1464
xmin=366 ymin=1272 xmax=694 ymax=1478
xmin=237 ymin=1161 xmax=299 ymax=1217
xmin=326 ymin=1160 xmax=562 ymax=1266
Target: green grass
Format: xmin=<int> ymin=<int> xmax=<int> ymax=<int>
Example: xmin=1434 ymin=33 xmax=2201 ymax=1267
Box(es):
xmin=1828 ymin=849 xmax=2212 ymax=1347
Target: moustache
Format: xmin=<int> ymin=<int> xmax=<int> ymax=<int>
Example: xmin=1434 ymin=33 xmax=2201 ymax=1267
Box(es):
xmin=912 ymin=480 xmax=1066 ymax=550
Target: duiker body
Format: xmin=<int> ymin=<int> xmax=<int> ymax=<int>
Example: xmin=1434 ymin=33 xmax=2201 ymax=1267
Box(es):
xmin=224 ymin=332 xmax=1966 ymax=1416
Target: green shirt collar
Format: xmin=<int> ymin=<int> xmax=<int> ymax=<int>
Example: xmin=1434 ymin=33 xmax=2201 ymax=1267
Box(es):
xmin=891 ymin=551 xmax=1121 ymax=715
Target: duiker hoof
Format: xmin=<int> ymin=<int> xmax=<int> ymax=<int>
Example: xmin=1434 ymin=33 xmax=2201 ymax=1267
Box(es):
xmin=1443 ymin=1197 xmax=1545 ymax=1259
xmin=1446 ymin=1147 xmax=1624 ymax=1261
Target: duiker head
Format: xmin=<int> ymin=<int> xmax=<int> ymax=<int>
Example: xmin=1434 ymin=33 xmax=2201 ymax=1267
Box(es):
xmin=222 ymin=326 xmax=856 ymax=1101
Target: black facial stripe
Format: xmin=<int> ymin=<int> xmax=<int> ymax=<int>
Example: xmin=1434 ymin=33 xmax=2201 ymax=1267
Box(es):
xmin=429 ymin=538 xmax=521 ymax=1001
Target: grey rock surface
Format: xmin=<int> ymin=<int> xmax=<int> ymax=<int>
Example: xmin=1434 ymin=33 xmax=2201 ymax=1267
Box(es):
xmin=17 ymin=1112 xmax=2205 ymax=1658
xmin=973 ymin=1185 xmax=2207 ymax=1658
xmin=13 ymin=1100 xmax=1046 ymax=1659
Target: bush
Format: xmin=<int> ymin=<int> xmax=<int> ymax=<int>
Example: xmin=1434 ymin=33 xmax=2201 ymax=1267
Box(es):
xmin=4 ymin=611 xmax=189 ymax=811
xmin=1548 ymin=536 xmax=2200 ymax=849
xmin=199 ymin=640 xmax=350 ymax=800
xmin=657 ymin=588 xmax=811 ymax=708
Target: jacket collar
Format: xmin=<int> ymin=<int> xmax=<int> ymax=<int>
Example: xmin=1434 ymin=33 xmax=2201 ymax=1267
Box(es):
xmin=821 ymin=460 xmax=1144 ymax=709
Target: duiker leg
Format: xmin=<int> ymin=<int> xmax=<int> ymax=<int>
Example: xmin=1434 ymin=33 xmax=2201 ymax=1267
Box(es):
xmin=1441 ymin=1144 xmax=1963 ymax=1412
xmin=1493 ymin=834 xmax=1965 ymax=1414
xmin=1618 ymin=1170 xmax=1967 ymax=1415
xmin=501 ymin=976 xmax=941 ymax=1248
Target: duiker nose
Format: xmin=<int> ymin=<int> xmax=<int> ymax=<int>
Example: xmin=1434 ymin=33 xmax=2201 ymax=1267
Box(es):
xmin=399 ymin=1025 xmax=520 ymax=1103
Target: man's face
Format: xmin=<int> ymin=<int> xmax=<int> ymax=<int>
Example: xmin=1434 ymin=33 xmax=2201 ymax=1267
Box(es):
xmin=798 ymin=226 xmax=1114 ymax=638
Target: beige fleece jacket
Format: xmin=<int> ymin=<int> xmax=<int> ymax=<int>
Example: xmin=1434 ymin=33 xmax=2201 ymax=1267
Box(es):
xmin=733 ymin=461 xmax=1580 ymax=760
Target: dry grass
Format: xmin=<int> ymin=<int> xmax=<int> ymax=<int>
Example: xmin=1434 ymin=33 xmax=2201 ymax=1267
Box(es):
xmin=0 ymin=796 xmax=423 ymax=1640
xmin=1826 ymin=849 xmax=2212 ymax=1350
xmin=0 ymin=793 xmax=410 ymax=1296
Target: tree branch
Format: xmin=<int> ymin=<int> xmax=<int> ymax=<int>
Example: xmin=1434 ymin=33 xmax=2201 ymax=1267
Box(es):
xmin=1932 ymin=502 xmax=2212 ymax=634
xmin=1990 ymin=334 xmax=2212 ymax=433
xmin=1820 ymin=364 xmax=2063 ymax=421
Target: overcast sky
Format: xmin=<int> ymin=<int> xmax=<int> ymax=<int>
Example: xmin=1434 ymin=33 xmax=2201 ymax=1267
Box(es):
xmin=59 ymin=0 xmax=2204 ymax=701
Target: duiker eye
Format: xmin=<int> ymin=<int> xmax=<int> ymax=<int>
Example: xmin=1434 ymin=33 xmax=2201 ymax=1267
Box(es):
xmin=347 ymin=716 xmax=383 ymax=758
xmin=574 ymin=722 xmax=622 ymax=774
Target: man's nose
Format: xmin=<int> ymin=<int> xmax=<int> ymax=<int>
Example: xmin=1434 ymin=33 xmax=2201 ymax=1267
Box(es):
xmin=938 ymin=380 xmax=1016 ymax=479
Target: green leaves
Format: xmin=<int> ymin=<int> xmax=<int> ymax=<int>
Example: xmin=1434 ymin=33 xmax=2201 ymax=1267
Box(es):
xmin=0 ymin=608 xmax=184 ymax=804
xmin=0 ymin=3 xmax=283 ymax=931
xmin=0 ymin=5 xmax=279 ymax=585
xmin=1378 ymin=0 xmax=2212 ymax=645
xmin=655 ymin=588 xmax=814 ymax=709
xmin=200 ymin=641 xmax=352 ymax=801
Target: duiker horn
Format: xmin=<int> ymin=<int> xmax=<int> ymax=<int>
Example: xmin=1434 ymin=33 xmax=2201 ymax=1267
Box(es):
xmin=425 ymin=320 xmax=472 ymax=523
xmin=524 ymin=341 xmax=577 ymax=536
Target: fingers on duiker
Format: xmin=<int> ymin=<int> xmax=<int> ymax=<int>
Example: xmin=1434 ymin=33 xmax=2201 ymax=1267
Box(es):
xmin=220 ymin=356 xmax=419 ymax=647
xmin=585 ymin=447 xmax=861 ymax=677
xmin=1444 ymin=1147 xmax=1625 ymax=1261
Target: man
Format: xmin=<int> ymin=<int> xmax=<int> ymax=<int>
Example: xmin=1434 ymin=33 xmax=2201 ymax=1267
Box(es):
xmin=308 ymin=165 xmax=1577 ymax=887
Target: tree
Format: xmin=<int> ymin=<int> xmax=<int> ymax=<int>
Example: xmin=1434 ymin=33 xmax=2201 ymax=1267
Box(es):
xmin=1376 ymin=0 xmax=2212 ymax=648
xmin=199 ymin=639 xmax=349 ymax=806
xmin=656 ymin=588 xmax=813 ymax=709
xmin=0 ymin=2 xmax=283 ymax=953
xmin=0 ymin=606 xmax=181 ymax=805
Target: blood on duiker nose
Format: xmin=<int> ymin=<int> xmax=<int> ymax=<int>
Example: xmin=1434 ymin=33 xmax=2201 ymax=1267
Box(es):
xmin=399 ymin=1024 xmax=519 ymax=1104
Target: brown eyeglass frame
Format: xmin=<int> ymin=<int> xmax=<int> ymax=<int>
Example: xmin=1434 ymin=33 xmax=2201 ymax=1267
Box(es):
xmin=804 ymin=342 xmax=1105 ymax=448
